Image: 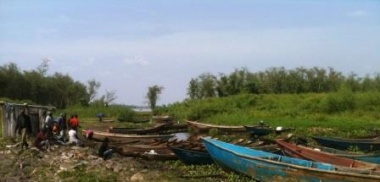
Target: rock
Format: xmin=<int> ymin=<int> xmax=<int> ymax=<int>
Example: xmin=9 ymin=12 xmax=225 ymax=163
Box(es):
xmin=105 ymin=161 xmax=114 ymax=169
xmin=130 ymin=170 xmax=164 ymax=182
xmin=113 ymin=164 xmax=123 ymax=172
xmin=130 ymin=172 xmax=144 ymax=182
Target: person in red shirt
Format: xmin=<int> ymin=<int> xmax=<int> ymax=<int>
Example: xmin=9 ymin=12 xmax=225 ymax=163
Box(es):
xmin=69 ymin=114 xmax=79 ymax=131
xmin=34 ymin=128 xmax=49 ymax=151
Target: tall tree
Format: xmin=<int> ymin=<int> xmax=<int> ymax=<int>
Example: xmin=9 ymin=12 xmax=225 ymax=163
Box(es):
xmin=104 ymin=89 xmax=117 ymax=104
xmin=87 ymin=79 xmax=101 ymax=103
xmin=188 ymin=78 xmax=201 ymax=100
xmin=146 ymin=85 xmax=164 ymax=111
xmin=37 ymin=58 xmax=51 ymax=76
xmin=199 ymin=73 xmax=217 ymax=98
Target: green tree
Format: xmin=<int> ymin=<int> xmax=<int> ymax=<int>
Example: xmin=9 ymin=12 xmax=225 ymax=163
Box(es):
xmin=146 ymin=85 xmax=164 ymax=111
xmin=199 ymin=73 xmax=217 ymax=98
xmin=188 ymin=78 xmax=201 ymax=100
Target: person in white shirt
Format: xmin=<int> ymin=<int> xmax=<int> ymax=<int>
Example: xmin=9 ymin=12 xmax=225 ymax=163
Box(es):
xmin=68 ymin=127 xmax=79 ymax=145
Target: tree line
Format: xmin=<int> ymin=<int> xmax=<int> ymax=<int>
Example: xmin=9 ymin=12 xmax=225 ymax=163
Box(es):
xmin=187 ymin=67 xmax=380 ymax=100
xmin=0 ymin=61 xmax=116 ymax=109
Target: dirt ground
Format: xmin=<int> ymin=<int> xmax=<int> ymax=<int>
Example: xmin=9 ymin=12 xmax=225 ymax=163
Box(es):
xmin=0 ymin=121 xmax=241 ymax=182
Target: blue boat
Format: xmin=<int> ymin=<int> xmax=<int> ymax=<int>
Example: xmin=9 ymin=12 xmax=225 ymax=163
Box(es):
xmin=312 ymin=136 xmax=380 ymax=152
xmin=202 ymin=137 xmax=380 ymax=182
xmin=169 ymin=145 xmax=213 ymax=165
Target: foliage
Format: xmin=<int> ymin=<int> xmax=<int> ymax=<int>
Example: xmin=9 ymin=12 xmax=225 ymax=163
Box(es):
xmin=186 ymin=66 xmax=380 ymax=100
xmin=87 ymin=79 xmax=101 ymax=104
xmin=157 ymin=92 xmax=380 ymax=137
xmin=146 ymin=85 xmax=164 ymax=111
xmin=58 ymin=104 xmax=137 ymax=121
xmin=58 ymin=164 xmax=118 ymax=182
xmin=321 ymin=85 xmax=356 ymax=113
xmin=0 ymin=62 xmax=88 ymax=109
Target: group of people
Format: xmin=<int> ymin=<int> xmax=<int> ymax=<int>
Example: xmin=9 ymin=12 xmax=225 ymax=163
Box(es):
xmin=14 ymin=107 xmax=112 ymax=160
xmin=15 ymin=108 xmax=82 ymax=151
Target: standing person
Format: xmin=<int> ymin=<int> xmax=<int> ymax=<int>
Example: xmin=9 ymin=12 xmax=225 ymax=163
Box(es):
xmin=98 ymin=137 xmax=113 ymax=160
xmin=44 ymin=111 xmax=54 ymax=142
xmin=69 ymin=114 xmax=79 ymax=131
xmin=57 ymin=113 xmax=67 ymax=141
xmin=15 ymin=108 xmax=32 ymax=150
xmin=97 ymin=113 xmax=104 ymax=122
xmin=44 ymin=111 xmax=54 ymax=129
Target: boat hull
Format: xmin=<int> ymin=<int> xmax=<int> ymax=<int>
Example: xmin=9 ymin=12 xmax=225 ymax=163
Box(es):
xmin=202 ymin=137 xmax=380 ymax=182
xmin=312 ymin=136 xmax=380 ymax=152
xmin=169 ymin=146 xmax=213 ymax=165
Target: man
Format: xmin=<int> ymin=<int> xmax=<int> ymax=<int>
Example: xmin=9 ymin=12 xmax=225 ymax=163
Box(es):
xmin=98 ymin=137 xmax=113 ymax=160
xmin=69 ymin=114 xmax=79 ymax=131
xmin=44 ymin=111 xmax=53 ymax=129
xmin=15 ymin=108 xmax=32 ymax=150
xmin=34 ymin=128 xmax=49 ymax=151
xmin=44 ymin=111 xmax=54 ymax=142
xmin=57 ymin=113 xmax=67 ymax=141
xmin=97 ymin=113 xmax=104 ymax=122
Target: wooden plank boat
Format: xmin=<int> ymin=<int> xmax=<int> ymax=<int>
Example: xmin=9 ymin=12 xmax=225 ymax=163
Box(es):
xmin=152 ymin=115 xmax=173 ymax=124
xmin=311 ymin=145 xmax=380 ymax=164
xmin=108 ymin=123 xmax=188 ymax=135
xmin=140 ymin=150 xmax=178 ymax=161
xmin=117 ymin=118 xmax=150 ymax=123
xmin=169 ymin=145 xmax=212 ymax=165
xmin=244 ymin=125 xmax=295 ymax=137
xmin=276 ymin=140 xmax=380 ymax=171
xmin=202 ymin=137 xmax=380 ymax=182
xmin=87 ymin=130 xmax=174 ymax=141
xmin=243 ymin=125 xmax=273 ymax=137
xmin=108 ymin=122 xmax=174 ymax=134
xmin=185 ymin=120 xmax=246 ymax=133
xmin=312 ymin=136 xmax=380 ymax=152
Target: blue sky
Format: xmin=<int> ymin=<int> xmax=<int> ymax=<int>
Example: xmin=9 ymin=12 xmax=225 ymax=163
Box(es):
xmin=1 ymin=1 xmax=379 ymax=105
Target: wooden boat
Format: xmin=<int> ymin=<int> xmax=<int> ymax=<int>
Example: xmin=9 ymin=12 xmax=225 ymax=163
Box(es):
xmin=169 ymin=145 xmax=212 ymax=165
xmin=108 ymin=122 xmax=174 ymax=134
xmin=158 ymin=123 xmax=188 ymax=134
xmin=276 ymin=140 xmax=380 ymax=171
xmin=312 ymin=136 xmax=380 ymax=152
xmin=108 ymin=123 xmax=188 ymax=135
xmin=185 ymin=120 xmax=246 ymax=133
xmin=115 ymin=145 xmax=178 ymax=160
xmin=243 ymin=125 xmax=273 ymax=137
xmin=152 ymin=115 xmax=173 ymax=124
xmin=311 ymin=145 xmax=380 ymax=164
xmin=86 ymin=130 xmax=174 ymax=141
xmin=244 ymin=125 xmax=295 ymax=137
xmin=202 ymin=137 xmax=380 ymax=182
xmin=140 ymin=150 xmax=178 ymax=161
xmin=117 ymin=118 xmax=150 ymax=123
